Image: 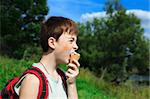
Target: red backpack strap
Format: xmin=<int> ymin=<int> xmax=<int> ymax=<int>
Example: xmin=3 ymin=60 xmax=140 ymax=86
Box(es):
xmin=23 ymin=67 xmax=49 ymax=99
xmin=1 ymin=77 xmax=20 ymax=99
xmin=57 ymin=68 xmax=68 ymax=96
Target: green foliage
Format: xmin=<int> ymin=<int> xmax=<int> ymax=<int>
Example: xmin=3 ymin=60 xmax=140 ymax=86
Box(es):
xmin=78 ymin=0 xmax=149 ymax=83
xmin=0 ymin=56 xmax=32 ymax=88
xmin=0 ymin=0 xmax=48 ymax=59
xmin=23 ymin=45 xmax=42 ymax=62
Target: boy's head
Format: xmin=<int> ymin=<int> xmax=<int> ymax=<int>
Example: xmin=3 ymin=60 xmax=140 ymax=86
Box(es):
xmin=40 ymin=16 xmax=78 ymax=52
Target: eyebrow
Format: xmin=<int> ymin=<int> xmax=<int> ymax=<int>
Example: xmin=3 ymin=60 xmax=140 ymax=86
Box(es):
xmin=68 ymin=36 xmax=76 ymax=41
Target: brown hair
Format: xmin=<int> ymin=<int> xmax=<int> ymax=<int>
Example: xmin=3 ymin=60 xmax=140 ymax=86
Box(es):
xmin=40 ymin=16 xmax=78 ymax=52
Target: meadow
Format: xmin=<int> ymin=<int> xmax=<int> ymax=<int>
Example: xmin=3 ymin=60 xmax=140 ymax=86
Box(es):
xmin=0 ymin=55 xmax=149 ymax=99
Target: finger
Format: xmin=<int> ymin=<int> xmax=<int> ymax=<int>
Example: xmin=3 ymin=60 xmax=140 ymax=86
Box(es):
xmin=71 ymin=59 xmax=80 ymax=68
xmin=65 ymin=72 xmax=73 ymax=78
xmin=67 ymin=68 xmax=75 ymax=74
xmin=67 ymin=67 xmax=79 ymax=76
xmin=67 ymin=63 xmax=77 ymax=70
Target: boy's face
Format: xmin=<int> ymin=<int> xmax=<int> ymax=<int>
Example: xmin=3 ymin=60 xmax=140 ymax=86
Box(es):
xmin=54 ymin=32 xmax=78 ymax=64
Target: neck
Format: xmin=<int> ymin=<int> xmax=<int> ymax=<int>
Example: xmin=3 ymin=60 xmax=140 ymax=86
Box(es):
xmin=40 ymin=53 xmax=57 ymax=74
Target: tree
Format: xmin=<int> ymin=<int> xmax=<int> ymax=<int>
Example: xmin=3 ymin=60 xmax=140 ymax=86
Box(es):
xmin=78 ymin=0 xmax=149 ymax=83
xmin=0 ymin=0 xmax=48 ymax=58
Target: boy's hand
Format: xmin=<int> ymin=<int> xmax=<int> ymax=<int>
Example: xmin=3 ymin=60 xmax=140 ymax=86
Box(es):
xmin=66 ymin=59 xmax=80 ymax=84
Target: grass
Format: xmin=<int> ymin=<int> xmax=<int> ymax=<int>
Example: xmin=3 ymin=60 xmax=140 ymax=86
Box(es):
xmin=78 ymin=68 xmax=150 ymax=99
xmin=0 ymin=55 xmax=149 ymax=99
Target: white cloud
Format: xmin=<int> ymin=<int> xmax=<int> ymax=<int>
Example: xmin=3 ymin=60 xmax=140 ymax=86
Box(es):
xmin=80 ymin=9 xmax=150 ymax=38
xmin=127 ymin=10 xmax=150 ymax=30
xmin=80 ymin=12 xmax=106 ymax=23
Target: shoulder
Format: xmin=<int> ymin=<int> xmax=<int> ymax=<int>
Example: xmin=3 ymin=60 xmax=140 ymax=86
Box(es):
xmin=21 ymin=74 xmax=40 ymax=88
xmin=24 ymin=73 xmax=39 ymax=83
xmin=19 ymin=74 xmax=39 ymax=98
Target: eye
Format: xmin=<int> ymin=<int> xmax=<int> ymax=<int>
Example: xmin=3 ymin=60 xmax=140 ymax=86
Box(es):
xmin=69 ymin=39 xmax=74 ymax=42
xmin=69 ymin=38 xmax=75 ymax=42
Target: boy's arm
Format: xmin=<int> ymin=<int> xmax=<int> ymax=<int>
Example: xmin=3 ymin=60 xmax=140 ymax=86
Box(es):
xmin=66 ymin=59 xmax=80 ymax=99
xmin=19 ymin=74 xmax=39 ymax=99
xmin=67 ymin=83 xmax=78 ymax=99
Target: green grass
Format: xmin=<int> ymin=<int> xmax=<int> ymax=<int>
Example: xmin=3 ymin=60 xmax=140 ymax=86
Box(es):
xmin=77 ymin=78 xmax=110 ymax=99
xmin=78 ymin=68 xmax=150 ymax=99
xmin=0 ymin=55 xmax=149 ymax=99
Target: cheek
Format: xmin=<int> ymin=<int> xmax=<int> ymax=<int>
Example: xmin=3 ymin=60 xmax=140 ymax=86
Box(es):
xmin=57 ymin=44 xmax=72 ymax=64
xmin=62 ymin=45 xmax=72 ymax=55
xmin=63 ymin=45 xmax=70 ymax=50
xmin=59 ymin=43 xmax=71 ymax=53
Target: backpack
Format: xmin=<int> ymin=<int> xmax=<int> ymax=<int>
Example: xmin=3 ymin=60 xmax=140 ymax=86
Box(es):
xmin=0 ymin=66 xmax=67 ymax=99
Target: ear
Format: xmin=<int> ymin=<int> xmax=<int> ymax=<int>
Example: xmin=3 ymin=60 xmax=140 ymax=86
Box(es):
xmin=48 ymin=37 xmax=56 ymax=49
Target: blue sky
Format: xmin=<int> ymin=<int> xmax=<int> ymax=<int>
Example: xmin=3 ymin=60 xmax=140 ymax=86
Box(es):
xmin=46 ymin=0 xmax=150 ymax=38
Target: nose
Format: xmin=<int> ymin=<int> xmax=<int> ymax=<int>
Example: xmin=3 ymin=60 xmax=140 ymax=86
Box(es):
xmin=73 ymin=42 xmax=78 ymax=51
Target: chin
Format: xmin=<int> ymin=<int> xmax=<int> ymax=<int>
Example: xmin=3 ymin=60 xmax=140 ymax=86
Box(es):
xmin=64 ymin=59 xmax=70 ymax=64
xmin=64 ymin=60 xmax=69 ymax=64
xmin=59 ymin=59 xmax=68 ymax=65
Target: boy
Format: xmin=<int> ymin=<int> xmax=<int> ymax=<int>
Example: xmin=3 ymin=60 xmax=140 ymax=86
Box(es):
xmin=19 ymin=16 xmax=80 ymax=99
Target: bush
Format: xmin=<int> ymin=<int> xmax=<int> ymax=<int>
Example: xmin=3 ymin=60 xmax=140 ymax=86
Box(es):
xmin=22 ymin=45 xmax=42 ymax=62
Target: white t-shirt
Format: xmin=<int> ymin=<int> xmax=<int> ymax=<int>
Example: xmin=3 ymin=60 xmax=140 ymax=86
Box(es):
xmin=14 ymin=63 xmax=67 ymax=99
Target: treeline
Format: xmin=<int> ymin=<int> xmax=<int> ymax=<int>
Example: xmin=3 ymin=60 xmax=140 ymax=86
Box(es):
xmin=0 ymin=0 xmax=149 ymax=84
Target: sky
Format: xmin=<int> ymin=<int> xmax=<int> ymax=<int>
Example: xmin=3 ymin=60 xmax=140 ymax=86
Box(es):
xmin=46 ymin=0 xmax=150 ymax=38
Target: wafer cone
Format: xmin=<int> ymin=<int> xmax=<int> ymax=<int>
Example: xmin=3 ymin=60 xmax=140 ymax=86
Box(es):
xmin=70 ymin=52 xmax=80 ymax=63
